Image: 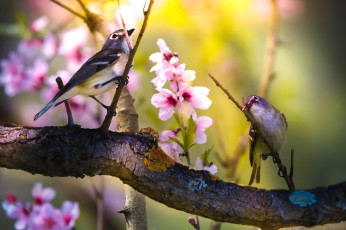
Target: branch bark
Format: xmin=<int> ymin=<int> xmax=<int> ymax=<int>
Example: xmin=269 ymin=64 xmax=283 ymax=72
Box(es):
xmin=1 ymin=123 xmax=345 ymax=230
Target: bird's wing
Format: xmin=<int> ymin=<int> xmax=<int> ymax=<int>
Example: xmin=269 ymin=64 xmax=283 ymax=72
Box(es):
xmin=249 ymin=124 xmax=258 ymax=167
xmin=52 ymin=49 xmax=122 ymax=102
xmin=281 ymin=112 xmax=288 ymax=129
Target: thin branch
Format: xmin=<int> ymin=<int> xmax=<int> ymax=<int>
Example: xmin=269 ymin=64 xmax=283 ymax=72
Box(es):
xmin=90 ymin=178 xmax=105 ymax=230
xmin=49 ymin=0 xmax=85 ymax=20
xmin=117 ymin=0 xmax=133 ymax=50
xmin=289 ymin=149 xmax=294 ymax=179
xmin=209 ymin=73 xmax=295 ymax=192
xmin=75 ymin=0 xmax=89 ymax=15
xmin=56 ymin=77 xmax=74 ymax=126
xmin=100 ymin=0 xmax=154 ymax=131
xmin=258 ymin=0 xmax=279 ymax=98
xmin=0 ymin=123 xmax=345 ymax=229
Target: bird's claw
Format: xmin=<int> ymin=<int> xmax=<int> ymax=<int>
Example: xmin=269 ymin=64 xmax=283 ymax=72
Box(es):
xmin=118 ymin=76 xmax=129 ymax=86
xmin=107 ymin=108 xmax=117 ymax=117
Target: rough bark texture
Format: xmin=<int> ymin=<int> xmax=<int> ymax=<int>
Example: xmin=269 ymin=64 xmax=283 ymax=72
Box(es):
xmin=117 ymin=86 xmax=147 ymax=230
xmin=1 ymin=123 xmax=345 ymax=230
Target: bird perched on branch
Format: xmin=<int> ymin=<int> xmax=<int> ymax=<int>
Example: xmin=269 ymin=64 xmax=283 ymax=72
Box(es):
xmin=34 ymin=28 xmax=135 ymax=121
xmin=242 ymin=95 xmax=287 ymax=185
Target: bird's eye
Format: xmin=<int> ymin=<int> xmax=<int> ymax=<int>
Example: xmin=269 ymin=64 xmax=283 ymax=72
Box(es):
xmin=254 ymin=96 xmax=259 ymax=100
xmin=110 ymin=33 xmax=118 ymax=40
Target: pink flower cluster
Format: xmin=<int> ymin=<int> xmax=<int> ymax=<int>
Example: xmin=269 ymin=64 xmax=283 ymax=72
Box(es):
xmin=2 ymin=183 xmax=79 ymax=230
xmin=150 ymin=39 xmax=212 ymax=121
xmin=0 ymin=17 xmax=57 ymax=96
xmin=150 ymin=39 xmax=214 ymax=172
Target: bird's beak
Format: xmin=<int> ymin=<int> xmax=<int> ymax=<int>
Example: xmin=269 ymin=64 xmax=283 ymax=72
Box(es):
xmin=242 ymin=105 xmax=248 ymax=112
xmin=127 ymin=29 xmax=135 ymax=36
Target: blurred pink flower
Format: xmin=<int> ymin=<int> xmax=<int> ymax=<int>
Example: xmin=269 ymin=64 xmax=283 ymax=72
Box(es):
xmin=194 ymin=157 xmax=217 ymax=175
xmin=2 ymin=194 xmax=31 ymax=230
xmin=29 ymin=16 xmax=48 ymax=33
xmin=28 ymin=203 xmax=63 ymax=230
xmin=59 ymin=27 xmax=91 ymax=72
xmin=32 ymin=183 xmax=56 ymax=206
xmin=151 ymin=88 xmax=178 ymax=120
xmin=254 ymin=0 xmax=304 ymax=21
xmin=0 ymin=51 xmax=48 ymax=96
xmin=127 ymin=70 xmax=141 ymax=94
xmin=61 ymin=201 xmax=79 ymax=230
xmin=194 ymin=116 xmax=212 ymax=144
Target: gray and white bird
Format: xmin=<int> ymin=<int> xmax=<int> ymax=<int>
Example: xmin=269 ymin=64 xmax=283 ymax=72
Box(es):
xmin=34 ymin=28 xmax=134 ymax=121
xmin=242 ymin=95 xmax=288 ymax=185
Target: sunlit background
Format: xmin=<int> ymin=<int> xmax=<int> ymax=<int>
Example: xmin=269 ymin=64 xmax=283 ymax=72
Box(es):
xmin=1 ymin=0 xmax=345 ymax=229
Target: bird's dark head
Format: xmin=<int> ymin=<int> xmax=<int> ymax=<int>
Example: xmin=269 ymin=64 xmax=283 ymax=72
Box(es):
xmin=242 ymin=95 xmax=268 ymax=111
xmin=101 ymin=28 xmax=135 ymax=53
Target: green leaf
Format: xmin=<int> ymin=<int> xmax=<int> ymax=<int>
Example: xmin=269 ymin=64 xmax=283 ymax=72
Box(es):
xmin=201 ymin=146 xmax=214 ymax=166
xmin=169 ymin=137 xmax=184 ymax=149
xmin=186 ymin=116 xmax=196 ymax=151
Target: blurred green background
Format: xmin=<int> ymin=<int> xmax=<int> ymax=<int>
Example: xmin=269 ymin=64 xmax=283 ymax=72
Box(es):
xmin=0 ymin=0 xmax=345 ymax=229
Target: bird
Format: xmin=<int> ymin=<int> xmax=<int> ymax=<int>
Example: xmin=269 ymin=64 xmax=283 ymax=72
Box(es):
xmin=33 ymin=28 xmax=135 ymax=121
xmin=242 ymin=95 xmax=288 ymax=185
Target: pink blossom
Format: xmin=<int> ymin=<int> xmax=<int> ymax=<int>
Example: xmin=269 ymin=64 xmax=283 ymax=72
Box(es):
xmin=61 ymin=201 xmax=79 ymax=229
xmin=194 ymin=157 xmax=217 ymax=175
xmin=59 ymin=27 xmax=91 ymax=72
xmin=32 ymin=183 xmax=56 ymax=206
xmin=151 ymin=89 xmax=178 ymax=120
xmin=18 ymin=34 xmax=58 ymax=60
xmin=159 ymin=130 xmax=181 ymax=162
xmin=0 ymin=51 xmax=47 ymax=96
xmin=177 ymin=86 xmax=212 ymax=118
xmin=194 ymin=116 xmax=212 ymax=144
xmin=2 ymin=194 xmax=31 ymax=230
xmin=164 ymin=64 xmax=196 ymax=91
xmin=150 ymin=39 xmax=179 ymax=88
xmin=29 ymin=16 xmax=48 ymax=33
xmin=28 ymin=203 xmax=64 ymax=230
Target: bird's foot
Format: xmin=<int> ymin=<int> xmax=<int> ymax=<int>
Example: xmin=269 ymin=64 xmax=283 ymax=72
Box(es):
xmin=117 ymin=76 xmax=129 ymax=86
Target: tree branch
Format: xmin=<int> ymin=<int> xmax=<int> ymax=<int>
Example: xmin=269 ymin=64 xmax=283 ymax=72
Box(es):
xmin=49 ymin=0 xmax=85 ymax=20
xmin=0 ymin=123 xmax=345 ymax=230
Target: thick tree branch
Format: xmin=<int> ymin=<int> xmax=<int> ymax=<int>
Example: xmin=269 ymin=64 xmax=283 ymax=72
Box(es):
xmin=1 ymin=123 xmax=345 ymax=230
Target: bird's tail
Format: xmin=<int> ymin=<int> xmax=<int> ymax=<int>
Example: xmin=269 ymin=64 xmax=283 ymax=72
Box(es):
xmin=248 ymin=163 xmax=261 ymax=185
xmin=33 ymin=99 xmax=57 ymax=121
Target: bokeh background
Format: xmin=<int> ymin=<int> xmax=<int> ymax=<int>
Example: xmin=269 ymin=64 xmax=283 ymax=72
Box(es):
xmin=1 ymin=0 xmax=346 ymax=229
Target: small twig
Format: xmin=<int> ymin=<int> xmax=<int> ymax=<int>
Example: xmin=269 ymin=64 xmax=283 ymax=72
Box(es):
xmin=117 ymin=0 xmax=133 ymax=50
xmin=56 ymin=77 xmax=74 ymax=126
xmin=258 ymin=0 xmax=279 ymax=98
xmin=49 ymin=0 xmax=85 ymax=20
xmin=289 ymin=149 xmax=294 ymax=179
xmin=195 ymin=215 xmax=200 ymax=230
xmin=90 ymin=178 xmax=105 ymax=230
xmin=209 ymin=73 xmax=295 ymax=192
xmin=75 ymin=0 xmax=89 ymax=15
xmin=100 ymin=0 xmax=154 ymax=131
